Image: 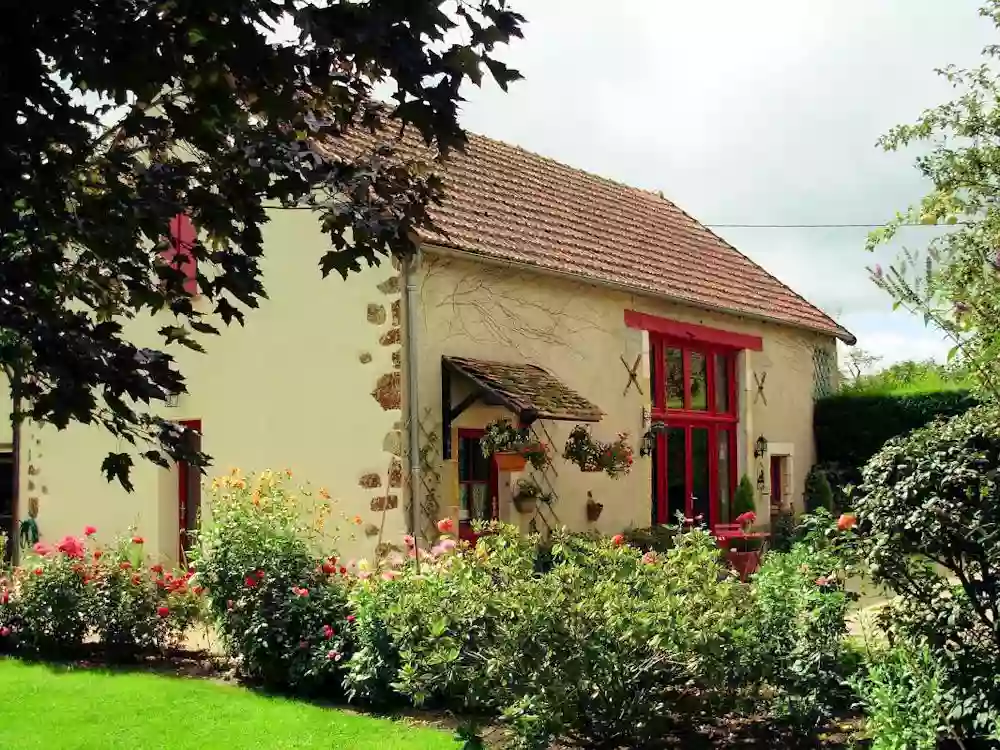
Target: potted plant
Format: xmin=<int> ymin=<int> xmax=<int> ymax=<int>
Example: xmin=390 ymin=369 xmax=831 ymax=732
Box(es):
xmin=726 ymin=507 xmax=764 ymax=580
xmin=563 ymin=426 xmax=634 ymax=478
xmin=481 ymin=419 xmax=551 ymax=472
xmin=512 ymin=478 xmax=552 ymax=514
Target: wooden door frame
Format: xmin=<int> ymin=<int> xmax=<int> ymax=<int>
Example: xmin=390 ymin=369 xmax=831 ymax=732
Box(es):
xmin=455 ymin=427 xmax=499 ymax=543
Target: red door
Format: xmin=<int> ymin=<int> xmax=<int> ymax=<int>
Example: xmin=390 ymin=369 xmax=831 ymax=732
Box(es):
xmin=769 ymin=455 xmax=783 ymax=515
xmin=177 ymin=419 xmax=202 ymax=562
xmin=456 ymin=429 xmax=499 ymax=544
xmin=651 ymin=342 xmax=739 ymax=528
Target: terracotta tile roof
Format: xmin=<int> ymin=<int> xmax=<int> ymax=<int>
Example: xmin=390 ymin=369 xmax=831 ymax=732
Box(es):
xmin=322 ymin=128 xmax=855 ymax=343
xmin=443 ymin=356 xmax=603 ymax=423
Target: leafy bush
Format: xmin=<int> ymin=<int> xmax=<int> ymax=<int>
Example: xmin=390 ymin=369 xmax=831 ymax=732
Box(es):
xmin=194 ymin=469 xmax=354 ymax=693
xmin=747 ymin=532 xmax=856 ymax=725
xmin=769 ymin=509 xmax=796 ymax=552
xmin=856 ymin=404 xmax=1000 ymax=739
xmin=851 ymin=643 xmax=947 ymax=750
xmin=731 ymin=474 xmax=756 ymax=519
xmin=621 ymin=524 xmax=677 ymax=553
xmin=348 ymin=525 xmax=749 ymax=750
xmin=803 ymin=465 xmax=834 ymax=513
xmin=13 ymin=546 xmax=90 ymax=657
xmin=814 ymin=390 xmax=976 ymax=480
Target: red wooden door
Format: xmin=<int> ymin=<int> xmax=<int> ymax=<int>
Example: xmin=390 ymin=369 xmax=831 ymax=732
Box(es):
xmin=177 ymin=419 xmax=202 ymax=562
xmin=769 ymin=455 xmax=783 ymax=513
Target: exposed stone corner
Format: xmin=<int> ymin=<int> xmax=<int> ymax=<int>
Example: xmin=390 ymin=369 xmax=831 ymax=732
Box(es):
xmin=372 ymin=371 xmax=401 ymax=411
xmin=359 ymin=473 xmax=382 ymax=489
xmin=379 ymin=327 xmax=401 ymax=347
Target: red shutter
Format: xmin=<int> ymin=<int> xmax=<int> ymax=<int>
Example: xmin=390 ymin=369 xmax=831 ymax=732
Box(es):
xmin=164 ymin=214 xmax=198 ymax=296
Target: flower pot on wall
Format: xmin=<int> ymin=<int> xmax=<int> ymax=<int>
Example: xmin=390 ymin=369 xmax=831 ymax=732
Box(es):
xmin=512 ymin=496 xmax=537 ymax=514
xmin=494 ymin=452 xmax=527 ymax=472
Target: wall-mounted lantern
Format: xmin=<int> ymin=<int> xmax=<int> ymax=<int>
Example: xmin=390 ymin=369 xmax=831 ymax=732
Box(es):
xmin=754 ymin=434 xmax=768 ymax=458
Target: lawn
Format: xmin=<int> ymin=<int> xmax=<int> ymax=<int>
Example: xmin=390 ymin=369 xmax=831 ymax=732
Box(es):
xmin=0 ymin=659 xmax=459 ymax=750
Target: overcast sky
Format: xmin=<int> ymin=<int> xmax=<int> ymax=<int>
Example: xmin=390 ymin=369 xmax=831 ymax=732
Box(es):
xmin=447 ymin=0 xmax=994 ymax=368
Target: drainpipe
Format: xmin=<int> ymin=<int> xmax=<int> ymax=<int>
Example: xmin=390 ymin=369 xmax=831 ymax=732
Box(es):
xmin=401 ymin=251 xmax=422 ymax=541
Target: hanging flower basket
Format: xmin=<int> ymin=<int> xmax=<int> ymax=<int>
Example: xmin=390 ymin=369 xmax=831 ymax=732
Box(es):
xmin=481 ymin=419 xmax=551 ymax=471
xmin=563 ymin=426 xmax=634 ymax=478
xmin=495 ymin=451 xmax=528 ymax=472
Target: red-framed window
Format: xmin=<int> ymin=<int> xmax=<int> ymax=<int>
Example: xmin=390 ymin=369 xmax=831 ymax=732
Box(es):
xmin=649 ymin=339 xmax=739 ymax=529
xmin=456 ymin=428 xmax=499 ymax=543
xmin=163 ymin=214 xmax=199 ymax=296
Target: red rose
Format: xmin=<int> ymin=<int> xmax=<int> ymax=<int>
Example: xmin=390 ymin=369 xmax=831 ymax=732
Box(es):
xmin=436 ymin=517 xmax=455 ymax=534
xmin=193 ymin=586 xmax=205 ymax=596
xmin=0 ymin=627 xmax=9 ymax=637
xmin=327 ymin=650 xmax=340 ymax=661
xmin=33 ymin=568 xmax=43 ymax=576
xmin=296 ymin=587 xmax=309 ymax=597
xmin=119 ymin=562 xmax=132 ymax=570
xmin=244 ymin=576 xmax=256 ymax=588
xmin=93 ymin=550 xmax=103 ymax=560
xmin=131 ymin=575 xmax=141 ymax=585
xmin=151 ymin=564 xmax=164 ymax=574
xmin=156 ymin=606 xmax=169 ymax=618
xmin=322 ymin=624 xmax=334 ymax=639
xmin=132 ymin=536 xmax=144 ymax=545
xmin=346 ymin=615 xmax=356 ymax=624
xmin=322 ymin=561 xmax=336 ymax=575
xmin=255 ymin=570 xmax=265 ymax=580
xmin=611 ymin=534 xmax=625 ymax=546
xmin=339 ymin=566 xmax=347 ymax=575
xmin=83 ymin=526 xmax=97 ymax=536
xmin=837 ymin=513 xmax=857 ymax=532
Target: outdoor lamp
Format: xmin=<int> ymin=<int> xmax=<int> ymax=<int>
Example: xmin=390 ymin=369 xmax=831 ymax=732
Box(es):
xmin=754 ymin=434 xmax=768 ymax=458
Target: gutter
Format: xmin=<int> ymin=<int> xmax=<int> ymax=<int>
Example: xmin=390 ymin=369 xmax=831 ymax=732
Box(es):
xmin=401 ymin=251 xmax=422 ymax=541
xmin=420 ymin=242 xmax=857 ymax=346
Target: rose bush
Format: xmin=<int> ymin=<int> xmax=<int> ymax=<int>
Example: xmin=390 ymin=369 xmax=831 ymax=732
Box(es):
xmin=0 ymin=528 xmax=203 ymax=659
xmin=192 ymin=469 xmax=355 ymax=693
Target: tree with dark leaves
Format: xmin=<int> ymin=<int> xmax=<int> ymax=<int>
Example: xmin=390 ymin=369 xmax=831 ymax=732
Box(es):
xmin=0 ymin=0 xmax=524 ymax=488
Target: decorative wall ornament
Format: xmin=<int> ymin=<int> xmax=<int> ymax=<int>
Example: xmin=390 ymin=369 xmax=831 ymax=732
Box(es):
xmin=753 ymin=371 xmax=768 ymax=406
xmin=620 ymin=354 xmax=643 ymax=396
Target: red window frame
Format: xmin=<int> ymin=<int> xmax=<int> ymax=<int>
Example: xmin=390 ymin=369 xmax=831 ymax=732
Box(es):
xmin=163 ymin=213 xmax=199 ymax=297
xmin=650 ymin=338 xmax=739 ymax=529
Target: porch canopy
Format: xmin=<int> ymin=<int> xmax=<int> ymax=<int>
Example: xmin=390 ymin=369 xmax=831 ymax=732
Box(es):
xmin=441 ymin=355 xmax=603 ymax=458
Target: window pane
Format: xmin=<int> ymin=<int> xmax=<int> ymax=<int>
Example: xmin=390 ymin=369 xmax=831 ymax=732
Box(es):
xmin=459 ymin=436 xmax=490 ymax=481
xmin=665 ymin=348 xmax=684 ymax=408
xmin=666 ymin=427 xmax=686 ymax=523
xmin=471 ymin=484 xmax=491 ymax=521
xmin=690 ymin=351 xmax=708 ymax=411
xmin=717 ymin=429 xmax=731 ymax=524
xmin=691 ymin=427 xmax=710 ymax=522
xmin=714 ymin=353 xmax=730 ymax=413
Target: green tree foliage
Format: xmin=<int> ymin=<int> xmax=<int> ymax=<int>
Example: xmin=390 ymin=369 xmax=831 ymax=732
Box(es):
xmin=0 ymin=1 xmax=524 ymax=487
xmin=731 ymin=474 xmax=756 ymax=518
xmin=868 ymin=1 xmax=1000 ymax=402
xmin=857 ymin=405 xmax=1000 ymax=740
xmin=803 ymin=466 xmax=834 ymax=514
xmin=840 ymin=358 xmax=972 ymax=396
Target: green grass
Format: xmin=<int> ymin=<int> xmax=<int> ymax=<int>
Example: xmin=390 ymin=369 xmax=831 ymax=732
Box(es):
xmin=0 ymin=659 xmax=459 ymax=750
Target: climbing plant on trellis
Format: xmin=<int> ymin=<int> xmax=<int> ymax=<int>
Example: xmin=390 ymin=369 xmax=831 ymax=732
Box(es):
xmin=410 ymin=407 xmax=442 ymax=543
xmin=812 ymin=346 xmax=837 ymax=399
xmin=526 ymin=421 xmax=562 ymax=536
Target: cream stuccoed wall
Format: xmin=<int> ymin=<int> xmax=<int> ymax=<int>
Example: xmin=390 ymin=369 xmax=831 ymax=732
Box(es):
xmin=411 ymin=251 xmax=837 ymax=535
xmin=8 ymin=210 xmax=406 ymax=563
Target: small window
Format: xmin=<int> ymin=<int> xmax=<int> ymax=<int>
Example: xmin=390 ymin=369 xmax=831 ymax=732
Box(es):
xmin=690 ymin=351 xmax=708 ymax=411
xmin=665 ymin=348 xmax=684 ymax=409
xmin=714 ymin=353 xmax=730 ymax=413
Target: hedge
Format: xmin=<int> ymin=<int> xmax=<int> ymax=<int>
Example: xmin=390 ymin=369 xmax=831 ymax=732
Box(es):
xmin=814 ymin=390 xmax=978 ymax=477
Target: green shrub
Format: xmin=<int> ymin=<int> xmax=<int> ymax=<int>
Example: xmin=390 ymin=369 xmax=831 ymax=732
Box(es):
xmin=747 ymin=532 xmax=856 ymax=725
xmin=856 ymin=404 xmax=1000 ymax=739
xmin=803 ymin=465 xmax=834 ymax=513
xmin=769 ymin=509 xmax=796 ymax=552
xmin=621 ymin=524 xmax=677 ymax=553
xmin=851 ymin=643 xmax=946 ymax=750
xmin=814 ymin=390 xmax=976 ymax=479
xmin=731 ymin=474 xmax=756 ymax=520
xmin=13 ymin=548 xmax=90 ymax=657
